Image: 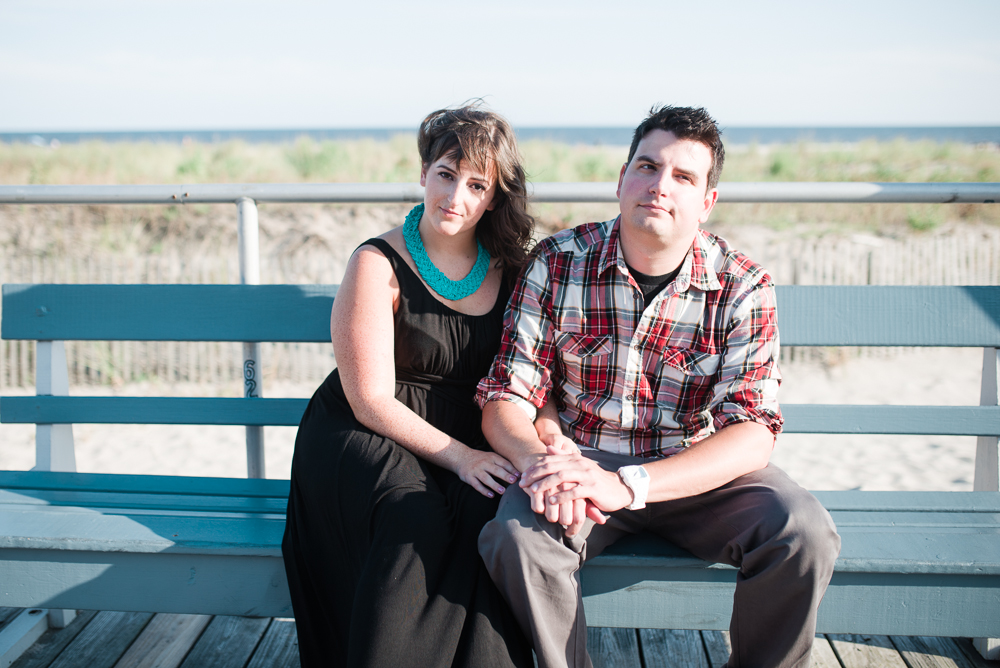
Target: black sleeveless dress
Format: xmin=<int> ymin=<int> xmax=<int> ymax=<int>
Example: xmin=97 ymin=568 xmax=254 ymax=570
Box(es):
xmin=282 ymin=238 xmax=532 ymax=668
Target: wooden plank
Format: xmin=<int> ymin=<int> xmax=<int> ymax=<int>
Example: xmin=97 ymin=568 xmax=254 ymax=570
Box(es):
xmin=813 ymin=491 xmax=1000 ymax=513
xmin=811 ymin=636 xmax=844 ymax=668
xmin=0 ymin=396 xmax=309 ymax=427
xmin=0 ymin=471 xmax=289 ymax=500
xmin=890 ymin=636 xmax=979 ymax=668
xmin=112 ymin=614 xmax=211 ymax=668
xmin=1 ymin=284 xmax=337 ymax=343
xmin=639 ymin=629 xmax=708 ymax=668
xmin=7 ymin=396 xmax=998 ymax=437
xmin=9 ymin=610 xmax=97 ymax=668
xmin=775 ymin=286 xmax=1000 ymax=347
xmin=701 ymin=630 xmax=731 ymax=668
xmin=177 ymin=616 xmax=270 ymax=668
xmin=0 ymin=551 xmax=292 ymax=618
xmin=828 ymin=634 xmax=907 ymax=668
xmin=587 ymin=628 xmax=641 ymax=668
xmin=4 ymin=284 xmax=999 ymax=346
xmin=244 ymin=619 xmax=299 ymax=668
xmin=47 ymin=611 xmax=153 ymax=668
xmin=781 ymin=405 xmax=1000 ymax=436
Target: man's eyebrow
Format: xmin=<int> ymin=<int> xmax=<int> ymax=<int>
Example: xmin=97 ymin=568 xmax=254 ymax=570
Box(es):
xmin=633 ymin=154 xmax=661 ymax=166
xmin=674 ymin=165 xmax=700 ymax=181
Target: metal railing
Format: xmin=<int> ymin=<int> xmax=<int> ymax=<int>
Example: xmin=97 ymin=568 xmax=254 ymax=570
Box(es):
xmin=2 ymin=181 xmax=998 ymax=478
xmin=2 ymin=181 xmax=999 ymax=204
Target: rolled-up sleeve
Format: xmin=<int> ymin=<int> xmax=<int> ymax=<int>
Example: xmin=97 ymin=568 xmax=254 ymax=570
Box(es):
xmin=475 ymin=256 xmax=558 ymax=421
xmin=710 ymin=281 xmax=783 ymax=435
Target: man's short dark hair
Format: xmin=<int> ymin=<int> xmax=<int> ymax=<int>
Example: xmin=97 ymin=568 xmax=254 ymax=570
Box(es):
xmin=626 ymin=106 xmax=725 ymax=190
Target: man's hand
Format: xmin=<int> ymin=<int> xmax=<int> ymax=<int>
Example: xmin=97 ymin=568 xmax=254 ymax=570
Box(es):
xmin=520 ymin=450 xmax=634 ymax=518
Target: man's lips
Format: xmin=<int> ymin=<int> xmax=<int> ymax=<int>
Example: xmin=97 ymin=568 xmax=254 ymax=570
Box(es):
xmin=639 ymin=203 xmax=671 ymax=214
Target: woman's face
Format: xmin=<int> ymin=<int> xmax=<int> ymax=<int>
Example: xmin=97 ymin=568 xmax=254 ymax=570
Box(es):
xmin=419 ymin=154 xmax=497 ymax=239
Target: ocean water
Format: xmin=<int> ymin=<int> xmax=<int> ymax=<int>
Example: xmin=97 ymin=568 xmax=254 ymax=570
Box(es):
xmin=2 ymin=126 xmax=999 ymax=146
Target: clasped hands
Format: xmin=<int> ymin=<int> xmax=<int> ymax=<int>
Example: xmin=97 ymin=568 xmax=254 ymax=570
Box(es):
xmin=520 ymin=434 xmax=635 ymax=537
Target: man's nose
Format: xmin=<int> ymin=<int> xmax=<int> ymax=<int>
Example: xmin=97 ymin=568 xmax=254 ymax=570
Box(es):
xmin=650 ymin=172 xmax=671 ymax=197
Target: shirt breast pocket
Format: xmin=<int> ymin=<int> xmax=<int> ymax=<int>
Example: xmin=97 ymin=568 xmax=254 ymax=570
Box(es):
xmin=553 ymin=330 xmax=613 ymax=391
xmin=655 ymin=347 xmax=721 ymax=396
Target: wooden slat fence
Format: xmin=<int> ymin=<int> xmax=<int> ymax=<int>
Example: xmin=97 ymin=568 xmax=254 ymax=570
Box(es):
xmin=2 ymin=228 xmax=999 ymax=388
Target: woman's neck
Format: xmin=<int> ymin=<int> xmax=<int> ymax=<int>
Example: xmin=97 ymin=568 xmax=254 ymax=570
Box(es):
xmin=419 ymin=222 xmax=480 ymax=263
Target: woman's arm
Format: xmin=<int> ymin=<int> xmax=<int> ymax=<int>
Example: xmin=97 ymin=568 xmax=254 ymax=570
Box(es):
xmin=331 ymin=244 xmax=518 ymax=498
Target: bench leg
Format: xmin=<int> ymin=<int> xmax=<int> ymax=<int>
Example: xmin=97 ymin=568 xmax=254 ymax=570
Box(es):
xmin=47 ymin=609 xmax=76 ymax=629
xmin=0 ymin=609 xmax=48 ymax=667
xmin=974 ymin=347 xmax=999 ymax=492
xmin=974 ymin=347 xmax=999 ymax=658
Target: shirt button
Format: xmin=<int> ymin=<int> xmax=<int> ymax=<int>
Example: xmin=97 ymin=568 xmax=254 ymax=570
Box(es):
xmin=625 ymin=394 xmax=634 ymax=401
xmin=632 ymin=342 xmax=640 ymax=350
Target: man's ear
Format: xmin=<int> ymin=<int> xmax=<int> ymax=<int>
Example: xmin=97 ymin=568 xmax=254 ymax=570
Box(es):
xmin=699 ymin=187 xmax=719 ymax=225
xmin=615 ymin=163 xmax=627 ymax=200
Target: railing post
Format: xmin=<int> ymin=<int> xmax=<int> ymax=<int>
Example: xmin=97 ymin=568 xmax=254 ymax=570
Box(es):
xmin=34 ymin=341 xmax=76 ymax=472
xmin=237 ymin=197 xmax=265 ymax=479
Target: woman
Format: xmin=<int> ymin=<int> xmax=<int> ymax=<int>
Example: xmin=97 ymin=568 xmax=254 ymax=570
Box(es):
xmin=282 ymin=105 xmax=535 ymax=668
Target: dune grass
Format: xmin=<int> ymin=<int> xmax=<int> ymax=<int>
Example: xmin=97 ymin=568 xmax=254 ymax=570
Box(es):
xmin=2 ymin=136 xmax=998 ymax=235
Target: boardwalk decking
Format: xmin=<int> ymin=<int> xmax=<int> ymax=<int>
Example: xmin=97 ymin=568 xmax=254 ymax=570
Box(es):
xmin=3 ymin=609 xmax=995 ymax=668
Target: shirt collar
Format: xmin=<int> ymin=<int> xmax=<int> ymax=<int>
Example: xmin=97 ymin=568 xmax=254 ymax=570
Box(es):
xmin=600 ymin=219 xmax=723 ymax=292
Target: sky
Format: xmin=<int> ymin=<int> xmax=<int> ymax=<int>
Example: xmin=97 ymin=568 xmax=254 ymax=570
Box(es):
xmin=2 ymin=0 xmax=999 ymax=131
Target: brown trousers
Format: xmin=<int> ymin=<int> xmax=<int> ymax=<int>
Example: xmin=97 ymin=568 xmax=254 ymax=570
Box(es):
xmin=478 ymin=452 xmax=841 ymax=668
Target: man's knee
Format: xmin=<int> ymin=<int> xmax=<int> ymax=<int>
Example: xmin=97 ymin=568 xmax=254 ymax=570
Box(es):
xmin=478 ymin=484 xmax=581 ymax=578
xmin=753 ymin=478 xmax=841 ymax=573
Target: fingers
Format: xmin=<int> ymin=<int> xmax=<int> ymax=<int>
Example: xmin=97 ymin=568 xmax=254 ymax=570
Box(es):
xmin=488 ymin=460 xmax=518 ymax=486
xmin=468 ymin=476 xmax=497 ymax=498
xmin=558 ymin=484 xmax=574 ymax=526
xmin=586 ymin=501 xmax=608 ymax=525
xmin=492 ymin=456 xmax=520 ymax=480
xmin=563 ymin=498 xmax=587 ymax=537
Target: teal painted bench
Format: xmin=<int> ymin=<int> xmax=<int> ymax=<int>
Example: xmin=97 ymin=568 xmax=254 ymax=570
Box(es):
xmin=1 ymin=284 xmax=998 ymax=642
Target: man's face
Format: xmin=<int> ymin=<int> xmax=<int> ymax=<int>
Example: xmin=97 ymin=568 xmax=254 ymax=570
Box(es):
xmin=616 ymin=129 xmax=718 ymax=250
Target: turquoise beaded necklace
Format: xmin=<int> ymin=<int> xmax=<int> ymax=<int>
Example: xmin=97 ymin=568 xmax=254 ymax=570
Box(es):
xmin=402 ymin=203 xmax=491 ymax=301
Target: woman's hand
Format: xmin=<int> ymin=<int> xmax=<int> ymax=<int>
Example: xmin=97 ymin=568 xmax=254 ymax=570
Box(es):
xmin=455 ymin=448 xmax=520 ymax=498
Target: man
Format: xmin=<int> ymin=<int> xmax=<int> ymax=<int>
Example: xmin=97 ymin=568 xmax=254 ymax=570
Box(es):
xmin=475 ymin=106 xmax=840 ymax=668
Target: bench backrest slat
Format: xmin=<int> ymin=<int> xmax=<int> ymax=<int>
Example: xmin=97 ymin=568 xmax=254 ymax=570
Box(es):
xmin=3 ymin=396 xmax=998 ymax=437
xmin=1 ymin=284 xmax=337 ymax=342
xmin=3 ymin=284 xmax=1000 ymax=346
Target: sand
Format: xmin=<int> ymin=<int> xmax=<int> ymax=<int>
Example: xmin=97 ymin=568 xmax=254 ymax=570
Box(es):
xmin=0 ymin=347 xmax=989 ymax=491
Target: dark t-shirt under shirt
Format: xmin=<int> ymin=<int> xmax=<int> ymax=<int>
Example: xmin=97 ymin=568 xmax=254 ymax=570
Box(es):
xmin=625 ymin=261 xmax=682 ymax=310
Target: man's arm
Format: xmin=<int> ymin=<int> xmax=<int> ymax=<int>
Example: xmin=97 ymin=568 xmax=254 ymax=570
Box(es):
xmin=521 ymin=421 xmax=773 ymax=512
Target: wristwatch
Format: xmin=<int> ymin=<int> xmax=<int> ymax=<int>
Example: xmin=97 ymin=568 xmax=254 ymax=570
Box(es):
xmin=617 ymin=465 xmax=650 ymax=510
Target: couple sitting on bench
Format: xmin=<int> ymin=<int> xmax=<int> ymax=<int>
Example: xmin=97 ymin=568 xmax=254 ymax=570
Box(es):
xmin=281 ymin=103 xmax=842 ymax=668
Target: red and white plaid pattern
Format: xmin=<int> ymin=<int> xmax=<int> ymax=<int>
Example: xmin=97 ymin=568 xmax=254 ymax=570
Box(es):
xmin=476 ymin=218 xmax=783 ymax=458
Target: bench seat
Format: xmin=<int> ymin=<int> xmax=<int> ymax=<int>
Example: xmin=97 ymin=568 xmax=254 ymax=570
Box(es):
xmin=1 ymin=471 xmax=997 ymax=638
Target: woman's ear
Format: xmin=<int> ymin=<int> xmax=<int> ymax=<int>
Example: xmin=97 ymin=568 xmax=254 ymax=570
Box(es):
xmin=419 ymin=163 xmax=429 ymax=187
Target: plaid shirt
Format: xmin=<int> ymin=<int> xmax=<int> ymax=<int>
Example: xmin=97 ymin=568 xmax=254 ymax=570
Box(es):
xmin=475 ymin=218 xmax=783 ymax=458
